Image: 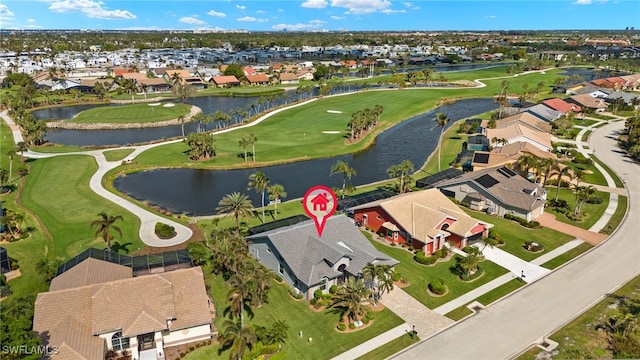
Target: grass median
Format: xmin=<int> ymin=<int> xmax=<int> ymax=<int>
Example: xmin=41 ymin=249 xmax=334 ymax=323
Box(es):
xmin=69 ymin=102 xmax=192 ymax=124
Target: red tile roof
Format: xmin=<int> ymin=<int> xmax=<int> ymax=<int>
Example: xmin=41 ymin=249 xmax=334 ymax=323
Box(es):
xmin=245 ymin=74 xmax=270 ymax=83
xmin=542 ymin=98 xmax=581 ymax=113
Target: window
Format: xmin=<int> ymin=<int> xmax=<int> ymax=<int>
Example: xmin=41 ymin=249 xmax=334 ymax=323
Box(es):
xmin=377 ymin=215 xmax=382 ymax=220
xmin=407 ymin=235 xmax=412 ymax=245
xmin=319 ymin=277 xmax=328 ymax=291
xmin=278 ymin=263 xmax=284 ymax=275
xmin=111 ymin=331 xmax=130 ymax=352
xmin=267 ymin=248 xmax=272 ymax=254
xmin=393 ymin=231 xmax=398 ymax=240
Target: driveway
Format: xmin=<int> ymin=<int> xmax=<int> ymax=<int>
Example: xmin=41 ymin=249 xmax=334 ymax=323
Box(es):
xmin=536 ymin=213 xmax=607 ymax=246
xmin=390 ymin=120 xmax=640 ymax=359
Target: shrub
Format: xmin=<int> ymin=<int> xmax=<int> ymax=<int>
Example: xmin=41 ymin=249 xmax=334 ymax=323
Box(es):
xmin=337 ymin=323 xmax=346 ymax=331
xmin=460 ymin=266 xmax=484 ymax=281
xmin=587 ymin=197 xmax=603 ymax=204
xmin=414 ymin=251 xmax=437 ymax=265
xmin=392 ymin=272 xmax=402 ymax=282
xmin=428 ymin=279 xmax=447 ymax=295
xmin=365 ymin=312 xmax=375 ymax=321
xmin=275 ymin=274 xmax=283 ymax=282
xmin=154 ymin=222 xmax=176 ymax=239
xmin=0 ymin=286 xmax=12 ymax=297
xmin=329 ymin=285 xmax=338 ymax=294
xmin=309 ymin=298 xmax=317 ymax=306
xmin=348 ymin=323 xmax=356 ymax=330
xmin=288 ymin=287 xmax=303 ymax=299
xmin=440 ymin=246 xmax=449 ymax=258
xmin=463 ymin=246 xmax=481 ymax=256
xmin=362 ymin=317 xmax=370 ymax=324
xmin=523 ymin=241 xmax=544 ymax=252
xmin=504 ymin=213 xmax=540 ymax=228
xmin=313 ymin=289 xmax=323 ymax=300
xmin=434 ymin=249 xmax=443 ymax=258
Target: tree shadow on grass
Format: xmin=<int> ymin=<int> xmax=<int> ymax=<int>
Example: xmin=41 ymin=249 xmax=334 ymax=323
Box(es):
xmin=111 ymin=241 xmax=132 ymax=254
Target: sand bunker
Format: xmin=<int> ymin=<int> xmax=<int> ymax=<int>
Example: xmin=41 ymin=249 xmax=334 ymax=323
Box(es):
xmin=163 ymin=103 xmax=175 ymax=107
xmin=322 ymin=131 xmax=341 ymax=134
xmin=326 ymin=110 xmax=342 ymax=114
xmin=148 ymin=103 xmax=161 ymax=106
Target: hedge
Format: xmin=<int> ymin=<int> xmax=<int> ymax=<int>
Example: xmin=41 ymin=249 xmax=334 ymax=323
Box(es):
xmin=414 ymin=251 xmax=438 ymax=265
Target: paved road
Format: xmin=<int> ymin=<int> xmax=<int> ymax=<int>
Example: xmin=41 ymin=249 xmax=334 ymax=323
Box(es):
xmin=390 ymin=120 xmax=640 ymax=359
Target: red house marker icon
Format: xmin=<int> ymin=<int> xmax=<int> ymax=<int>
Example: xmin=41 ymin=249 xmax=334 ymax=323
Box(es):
xmin=303 ymin=186 xmax=337 ymax=237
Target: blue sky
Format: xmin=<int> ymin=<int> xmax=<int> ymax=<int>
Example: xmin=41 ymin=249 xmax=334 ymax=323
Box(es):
xmin=0 ymin=0 xmax=638 ymax=31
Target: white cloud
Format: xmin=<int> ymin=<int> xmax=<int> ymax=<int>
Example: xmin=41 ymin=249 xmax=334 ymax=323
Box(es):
xmin=49 ymin=0 xmax=136 ymax=20
xmin=272 ymin=19 xmax=326 ymax=31
xmin=278 ymin=8 xmax=284 ymax=12
xmin=331 ymin=15 xmax=346 ymax=19
xmin=301 ymin=0 xmax=328 ymax=9
xmin=573 ymin=0 xmax=592 ymax=4
xmin=0 ymin=4 xmax=15 ymax=21
xmin=26 ymin=24 xmax=44 ymax=29
xmin=256 ymin=10 xmax=266 ymax=14
xmin=237 ymin=16 xmax=268 ymax=22
xmin=236 ymin=5 xmax=246 ymax=10
xmin=330 ymin=0 xmax=392 ymax=14
xmin=207 ymin=10 xmax=226 ymax=17
xmin=485 ymin=15 xmax=496 ymax=18
xmin=381 ymin=9 xmax=406 ymax=13
xmin=27 ymin=18 xmax=37 ymax=23
xmin=402 ymin=2 xmax=412 ymax=7
xmin=119 ymin=26 xmax=163 ymax=31
xmin=179 ymin=16 xmax=206 ymax=25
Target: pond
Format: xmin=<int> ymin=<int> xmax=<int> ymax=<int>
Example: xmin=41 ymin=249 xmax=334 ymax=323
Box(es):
xmin=113 ymin=98 xmax=498 ymax=216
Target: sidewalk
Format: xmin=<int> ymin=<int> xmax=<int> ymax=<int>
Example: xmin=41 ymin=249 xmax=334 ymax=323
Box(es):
xmin=329 ymin=323 xmax=412 ymax=360
xmin=472 ymin=244 xmax=551 ymax=283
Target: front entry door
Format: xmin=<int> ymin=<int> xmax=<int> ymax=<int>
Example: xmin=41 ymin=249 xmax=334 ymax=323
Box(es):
xmin=138 ymin=332 xmax=155 ymax=351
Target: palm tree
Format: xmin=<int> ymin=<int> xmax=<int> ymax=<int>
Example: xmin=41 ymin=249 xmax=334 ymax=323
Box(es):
xmin=387 ymin=160 xmax=414 ymax=194
xmin=267 ymin=183 xmax=287 ymax=220
xmin=330 ymin=160 xmax=357 ymax=199
xmin=226 ymin=273 xmax=253 ymax=327
xmin=218 ymin=320 xmax=257 ymax=360
xmin=459 ymin=253 xmax=481 ymax=277
xmin=16 ymin=142 xmax=27 ymax=164
xmin=265 ymin=320 xmax=290 ymax=347
xmin=238 ymin=137 xmax=250 ymax=161
xmin=178 ymin=115 xmax=185 ymax=137
xmin=216 ymin=192 xmax=254 ymax=234
xmin=329 ymin=277 xmax=372 ymax=324
xmin=248 ymin=172 xmax=269 ymax=223
xmin=433 ymin=112 xmax=450 ymax=172
xmin=516 ymin=154 xmax=538 ymax=180
xmin=90 ymin=212 xmax=124 ymax=252
xmin=552 ymin=165 xmax=571 ymax=202
xmin=6 ymin=150 xmax=15 ymax=183
xmin=248 ymin=134 xmax=258 ymax=162
xmin=363 ymin=263 xmax=394 ymax=304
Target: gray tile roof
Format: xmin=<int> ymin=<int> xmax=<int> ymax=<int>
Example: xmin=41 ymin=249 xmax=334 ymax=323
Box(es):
xmin=247 ymin=214 xmax=398 ymax=287
xmin=523 ymin=104 xmax=563 ymax=122
xmin=435 ymin=166 xmax=546 ymax=212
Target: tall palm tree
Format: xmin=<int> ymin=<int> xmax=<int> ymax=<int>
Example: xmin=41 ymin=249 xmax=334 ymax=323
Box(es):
xmin=226 ymin=273 xmax=254 ymax=327
xmin=362 ymin=263 xmax=394 ymax=304
xmin=267 ymin=183 xmax=287 ymax=220
xmin=216 ymin=192 xmax=254 ymax=234
xmin=16 ymin=142 xmax=27 ymax=164
xmin=329 ymin=277 xmax=372 ymax=324
xmin=90 ymin=212 xmax=124 ymax=252
xmin=433 ymin=112 xmax=450 ymax=172
xmin=248 ymin=134 xmax=258 ymax=162
xmin=330 ymin=160 xmax=357 ymax=199
xmin=387 ymin=160 xmax=414 ymax=194
xmin=6 ymin=150 xmax=15 ymax=183
xmin=552 ymin=165 xmax=571 ymax=201
xmin=516 ymin=154 xmax=539 ymax=180
xmin=218 ymin=320 xmax=257 ymax=360
xmin=248 ymin=172 xmax=269 ymax=223
xmin=178 ymin=115 xmax=185 ymax=137
xmin=238 ymin=137 xmax=250 ymax=161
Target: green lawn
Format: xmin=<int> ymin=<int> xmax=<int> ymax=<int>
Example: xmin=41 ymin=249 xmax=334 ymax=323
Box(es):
xmin=103 ymin=148 xmax=135 ymax=161
xmin=561 ymin=160 xmax=607 ymax=186
xmin=69 ymin=103 xmax=191 ymax=124
xmin=19 ymin=155 xmax=144 ymax=258
xmin=600 ymin=195 xmax=627 ymax=235
xmin=418 ymin=124 xmax=468 ymax=176
xmin=540 ymin=242 xmax=593 ymax=270
xmin=519 ymin=275 xmax=640 ymax=360
xmin=460 ymin=209 xmax=574 ymax=261
xmin=573 ymin=118 xmax=598 ymax=127
xmin=355 ymin=333 xmax=420 ymax=360
xmin=364 ymin=232 xmax=509 ymax=309
xmin=545 ymin=188 xmax=609 ymax=230
xmin=444 ymin=306 xmax=473 ymax=321
xmin=185 ymin=272 xmax=404 ymax=360
xmin=591 ymin=155 xmax=625 ymax=188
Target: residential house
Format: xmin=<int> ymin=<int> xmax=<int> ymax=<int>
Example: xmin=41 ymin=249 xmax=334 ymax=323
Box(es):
xmin=351 ymin=189 xmax=493 ymax=254
xmin=245 ymin=73 xmax=270 ymax=86
xmin=209 ymin=75 xmax=240 ymax=88
xmin=163 ymin=69 xmax=191 ymax=83
xmin=296 ymin=68 xmax=315 ymax=81
xmin=522 ymin=104 xmax=564 ymax=122
xmin=467 ymin=135 xmax=490 ymax=151
xmin=137 ymin=77 xmax=172 ymax=93
xmin=246 ymin=214 xmax=398 ymax=300
xmin=542 ymin=98 xmax=582 ymax=114
xmin=435 ymin=166 xmax=547 ymax=221
xmin=493 ymin=112 xmax=552 ymax=133
xmin=279 ymin=72 xmax=299 ymax=85
xmin=566 ymin=94 xmax=608 ymax=112
xmin=33 ymin=249 xmax=213 ymax=360
xmin=486 ymin=124 xmax=552 ymax=152
xmin=471 ymin=141 xmax=557 ymax=171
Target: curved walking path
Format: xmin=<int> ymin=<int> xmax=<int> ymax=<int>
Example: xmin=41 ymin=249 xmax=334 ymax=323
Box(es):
xmin=390 ymin=120 xmax=639 ymax=359
xmin=0 ymin=98 xmax=319 ymax=247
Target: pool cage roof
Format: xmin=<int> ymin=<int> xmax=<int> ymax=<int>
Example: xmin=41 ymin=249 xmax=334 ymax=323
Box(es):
xmin=338 ymin=189 xmax=397 ymax=212
xmin=248 ymin=214 xmax=310 ymax=235
xmin=415 ymin=168 xmax=464 ymax=189
xmin=55 ymin=247 xmax=193 ymax=277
